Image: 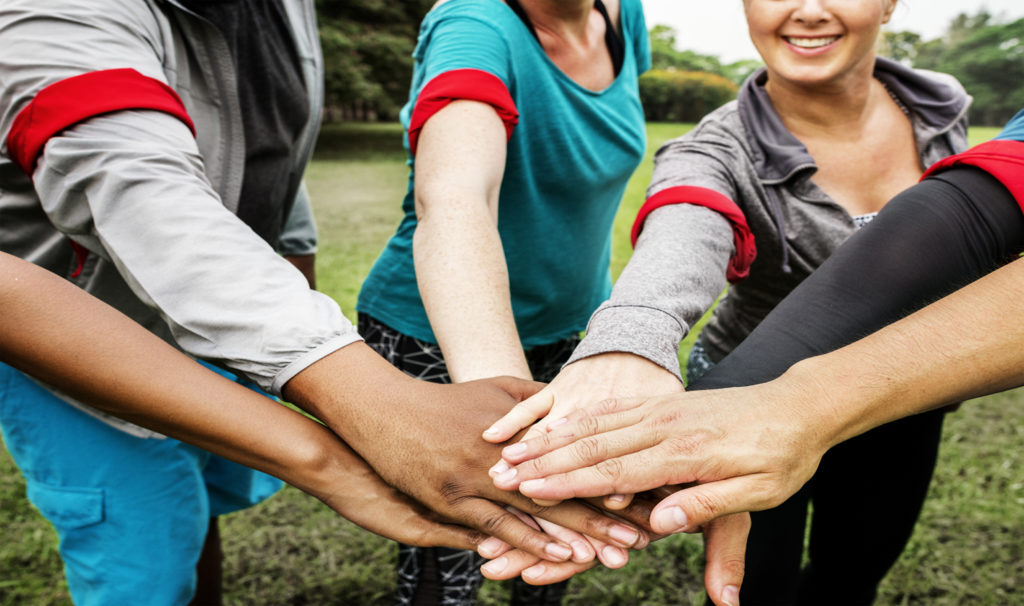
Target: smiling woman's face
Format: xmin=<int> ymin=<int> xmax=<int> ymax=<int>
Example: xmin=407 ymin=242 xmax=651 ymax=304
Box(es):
xmin=743 ymin=0 xmax=896 ymax=90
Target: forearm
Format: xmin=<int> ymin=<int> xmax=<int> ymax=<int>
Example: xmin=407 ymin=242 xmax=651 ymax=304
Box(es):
xmin=785 ymin=255 xmax=1024 ymax=447
xmin=414 ymin=207 xmax=530 ymax=381
xmin=567 ymin=204 xmax=733 ymax=379
xmin=0 ymin=254 xmax=351 ymax=499
xmin=412 ymin=99 xmax=529 ymax=382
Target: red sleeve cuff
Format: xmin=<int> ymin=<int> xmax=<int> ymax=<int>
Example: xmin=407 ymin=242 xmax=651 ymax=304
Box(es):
xmin=632 ymin=185 xmax=756 ymax=283
xmin=407 ymin=68 xmax=519 ymax=156
xmin=922 ymin=140 xmax=1024 ymax=214
xmin=6 ymin=68 xmax=196 ymax=176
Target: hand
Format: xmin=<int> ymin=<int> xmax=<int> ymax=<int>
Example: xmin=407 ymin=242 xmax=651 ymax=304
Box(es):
xmin=484 ymin=353 xmax=683 ymax=507
xmin=283 ymin=344 xmax=651 ymax=563
xmin=491 ymin=381 xmax=827 ymax=535
xmin=479 ymin=492 xmax=749 ymax=606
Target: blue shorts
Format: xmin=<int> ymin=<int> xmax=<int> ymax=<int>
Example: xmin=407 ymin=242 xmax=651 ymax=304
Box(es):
xmin=0 ymin=361 xmax=282 ymax=605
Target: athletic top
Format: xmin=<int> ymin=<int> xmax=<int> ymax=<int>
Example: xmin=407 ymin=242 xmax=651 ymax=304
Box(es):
xmin=505 ymin=0 xmax=625 ymax=75
xmin=996 ymin=109 xmax=1024 ymax=142
xmin=568 ymin=60 xmax=971 ymax=378
xmin=923 ymin=108 xmax=1024 ymax=214
xmin=357 ymin=0 xmax=650 ymax=347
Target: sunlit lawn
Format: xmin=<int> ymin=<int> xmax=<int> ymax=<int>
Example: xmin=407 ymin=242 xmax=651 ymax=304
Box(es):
xmin=0 ymin=122 xmax=1019 ymax=605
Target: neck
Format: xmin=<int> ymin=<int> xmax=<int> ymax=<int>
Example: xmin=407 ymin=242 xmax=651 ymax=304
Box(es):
xmin=517 ymin=0 xmax=595 ymax=37
xmin=764 ymin=57 xmax=881 ymax=138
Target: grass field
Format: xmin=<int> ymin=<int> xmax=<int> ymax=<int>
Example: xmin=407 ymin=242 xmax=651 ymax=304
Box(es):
xmin=1 ymin=123 xmax=1020 ymax=605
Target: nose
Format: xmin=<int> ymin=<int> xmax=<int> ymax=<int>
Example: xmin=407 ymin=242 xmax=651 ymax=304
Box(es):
xmin=792 ymin=0 xmax=831 ymax=25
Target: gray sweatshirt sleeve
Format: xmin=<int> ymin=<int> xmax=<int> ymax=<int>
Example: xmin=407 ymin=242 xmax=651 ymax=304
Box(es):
xmin=566 ymin=119 xmax=746 ymax=380
xmin=34 ymin=111 xmax=361 ymax=395
xmin=566 ymin=204 xmax=733 ymax=379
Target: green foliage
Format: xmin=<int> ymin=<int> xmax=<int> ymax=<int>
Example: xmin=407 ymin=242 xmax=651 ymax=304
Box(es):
xmin=316 ymin=0 xmax=432 ymax=121
xmin=0 ymin=123 xmax=1022 ymax=605
xmin=638 ymin=70 xmax=738 ymax=122
xmin=879 ymin=11 xmax=1023 ymax=126
xmin=649 ymin=24 xmax=762 ymax=87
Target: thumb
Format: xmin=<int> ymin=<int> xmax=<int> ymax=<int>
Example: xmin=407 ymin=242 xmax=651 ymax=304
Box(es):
xmin=649 ymin=477 xmax=771 ymax=534
xmin=483 ymin=388 xmax=555 ymax=443
xmin=703 ymin=513 xmax=749 ymax=606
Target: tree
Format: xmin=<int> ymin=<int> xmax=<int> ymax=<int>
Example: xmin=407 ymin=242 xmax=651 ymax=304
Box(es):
xmin=316 ymin=0 xmax=432 ymax=121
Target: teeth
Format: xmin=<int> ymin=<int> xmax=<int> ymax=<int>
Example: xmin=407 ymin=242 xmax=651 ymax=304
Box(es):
xmin=787 ymin=36 xmax=839 ymax=48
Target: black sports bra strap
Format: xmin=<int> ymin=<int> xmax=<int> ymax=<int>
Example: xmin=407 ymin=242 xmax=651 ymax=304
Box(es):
xmin=505 ymin=0 xmax=625 ymax=76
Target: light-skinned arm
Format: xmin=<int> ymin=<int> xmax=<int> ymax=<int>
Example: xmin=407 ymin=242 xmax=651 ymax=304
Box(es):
xmin=496 ymin=255 xmax=1024 ymax=533
xmin=412 ymin=99 xmax=532 ymax=382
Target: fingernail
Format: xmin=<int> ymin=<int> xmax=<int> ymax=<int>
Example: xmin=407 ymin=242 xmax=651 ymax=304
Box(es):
xmin=722 ymin=584 xmax=740 ymax=606
xmin=519 ymin=478 xmax=545 ymax=493
xmin=481 ymin=556 xmax=508 ymax=575
xmin=570 ymin=540 xmax=594 ymax=562
xmin=548 ymin=417 xmax=568 ymax=429
xmin=478 ymin=537 xmax=504 ymax=557
xmin=544 ymin=542 xmax=573 ymax=561
xmin=483 ymin=426 xmax=500 ymax=438
xmin=608 ymin=494 xmax=626 ymax=503
xmin=609 ymin=525 xmax=640 ymax=547
xmin=495 ymin=468 xmax=517 ymax=485
xmin=523 ymin=563 xmax=547 ymax=581
xmin=489 ymin=460 xmax=510 ymax=477
xmin=503 ymin=442 xmax=527 ymax=458
xmin=654 ymin=506 xmax=688 ymax=532
xmin=602 ymin=545 xmax=627 ymax=568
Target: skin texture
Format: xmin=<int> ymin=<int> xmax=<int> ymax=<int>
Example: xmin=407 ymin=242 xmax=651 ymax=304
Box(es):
xmin=407 ymin=0 xmax=646 ymax=576
xmin=0 ymin=252 xmax=484 ymax=550
xmin=281 ymin=343 xmax=651 ymax=565
xmin=496 ymin=255 xmax=1024 ymax=534
xmin=482 ymin=2 xmax=915 ymax=601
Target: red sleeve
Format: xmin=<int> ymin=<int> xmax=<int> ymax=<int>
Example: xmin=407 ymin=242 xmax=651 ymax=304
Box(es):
xmin=407 ymin=68 xmax=519 ymax=156
xmin=922 ymin=140 xmax=1024 ymax=213
xmin=632 ymin=185 xmax=757 ymax=283
xmin=6 ymin=68 xmax=196 ymax=176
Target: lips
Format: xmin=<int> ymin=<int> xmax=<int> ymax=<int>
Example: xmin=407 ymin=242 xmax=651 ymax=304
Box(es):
xmin=784 ymin=35 xmax=841 ymax=49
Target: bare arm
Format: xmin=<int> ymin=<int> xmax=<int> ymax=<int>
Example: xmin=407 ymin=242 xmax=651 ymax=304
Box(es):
xmin=412 ymin=100 xmax=531 ymax=382
xmin=498 ymin=256 xmax=1024 ymax=532
xmin=0 ymin=252 xmax=481 ymax=550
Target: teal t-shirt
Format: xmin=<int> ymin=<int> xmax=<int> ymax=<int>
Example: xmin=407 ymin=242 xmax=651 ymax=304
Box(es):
xmin=995 ymin=109 xmax=1024 ymax=142
xmin=357 ymin=0 xmax=650 ymax=347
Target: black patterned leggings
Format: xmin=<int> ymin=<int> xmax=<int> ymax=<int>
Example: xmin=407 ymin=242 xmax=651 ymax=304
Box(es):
xmin=358 ymin=313 xmax=576 ymax=606
xmin=693 ymin=167 xmax=1024 ymax=605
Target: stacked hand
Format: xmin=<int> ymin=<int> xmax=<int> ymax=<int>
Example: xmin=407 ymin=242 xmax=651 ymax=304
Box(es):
xmin=283 ymin=344 xmax=652 ymax=573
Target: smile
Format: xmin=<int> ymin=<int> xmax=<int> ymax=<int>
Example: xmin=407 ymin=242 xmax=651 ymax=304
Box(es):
xmin=784 ymin=36 xmax=841 ymax=49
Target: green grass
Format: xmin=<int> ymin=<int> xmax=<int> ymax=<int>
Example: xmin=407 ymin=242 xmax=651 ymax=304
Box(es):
xmin=1 ymin=121 xmax=1022 ymax=605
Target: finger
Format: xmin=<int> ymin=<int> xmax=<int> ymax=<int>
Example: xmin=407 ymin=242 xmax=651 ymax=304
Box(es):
xmin=476 ymin=536 xmax=513 ymax=559
xmin=415 ymin=522 xmax=489 ymax=552
xmin=529 ymin=515 xmax=597 ymax=564
xmin=703 ymin=514 xmax=750 ymax=606
xmin=497 ymin=404 xmax=650 ymax=469
xmin=458 ymin=499 xmax=575 ymax=563
xmin=483 ymin=389 xmax=556 ymax=443
xmin=602 ymin=493 xmax=634 ymax=510
xmin=481 ymin=550 xmax=597 ymax=583
xmin=510 ymin=496 xmax=646 ymax=550
xmin=521 ymin=558 xmax=598 ymax=585
xmin=512 ymin=445 xmax=684 ymax=502
xmin=650 ymin=477 xmax=776 ymax=534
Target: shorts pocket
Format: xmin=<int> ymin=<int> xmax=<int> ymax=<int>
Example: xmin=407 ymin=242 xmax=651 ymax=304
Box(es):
xmin=27 ymin=482 xmax=105 ymax=530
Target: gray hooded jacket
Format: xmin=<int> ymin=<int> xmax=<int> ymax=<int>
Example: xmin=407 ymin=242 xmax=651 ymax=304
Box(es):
xmin=568 ymin=58 xmax=971 ymax=379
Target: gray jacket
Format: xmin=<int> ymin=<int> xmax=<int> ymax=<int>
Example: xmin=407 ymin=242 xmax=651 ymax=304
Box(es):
xmin=0 ymin=0 xmax=360 ymax=399
xmin=569 ymin=58 xmax=971 ymax=379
